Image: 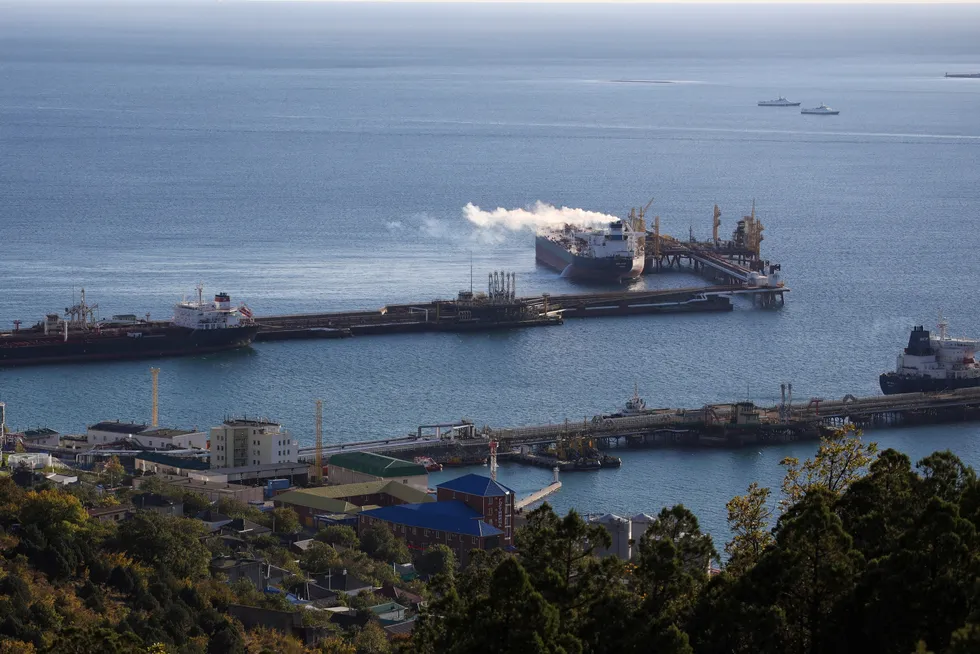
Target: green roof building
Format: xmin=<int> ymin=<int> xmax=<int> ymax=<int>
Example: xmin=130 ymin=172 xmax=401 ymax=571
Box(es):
xmin=326 ymin=452 xmax=428 ymax=490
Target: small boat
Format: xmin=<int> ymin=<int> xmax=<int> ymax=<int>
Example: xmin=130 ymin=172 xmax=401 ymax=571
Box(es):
xmin=801 ymin=104 xmax=840 ymax=115
xmin=414 ymin=456 xmax=443 ymax=472
xmin=758 ymin=96 xmax=801 ymax=107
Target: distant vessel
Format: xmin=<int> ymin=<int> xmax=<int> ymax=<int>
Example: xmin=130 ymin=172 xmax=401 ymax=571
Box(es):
xmin=758 ymin=96 xmax=801 ymax=107
xmin=801 ymin=104 xmax=840 ymax=115
xmin=879 ymin=318 xmax=980 ymax=395
xmin=0 ymin=286 xmax=258 ymax=367
xmin=945 ymin=73 xmax=980 ymax=79
xmin=536 ymin=214 xmax=645 ymax=283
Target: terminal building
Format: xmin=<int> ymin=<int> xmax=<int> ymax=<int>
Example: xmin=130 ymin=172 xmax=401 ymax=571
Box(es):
xmin=210 ymin=417 xmax=296 ymax=468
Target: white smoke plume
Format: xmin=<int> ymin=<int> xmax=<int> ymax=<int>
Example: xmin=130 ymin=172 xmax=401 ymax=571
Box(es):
xmin=463 ymin=201 xmax=618 ymax=231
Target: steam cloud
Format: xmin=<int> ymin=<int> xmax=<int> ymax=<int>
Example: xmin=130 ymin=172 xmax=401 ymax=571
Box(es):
xmin=463 ymin=202 xmax=617 ymax=231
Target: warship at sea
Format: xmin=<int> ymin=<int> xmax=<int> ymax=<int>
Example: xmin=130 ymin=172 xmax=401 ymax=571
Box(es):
xmin=0 ymin=287 xmax=258 ymax=367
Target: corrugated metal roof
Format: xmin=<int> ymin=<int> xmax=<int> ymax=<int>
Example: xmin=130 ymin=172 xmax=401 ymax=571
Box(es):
xmin=287 ymin=480 xmax=433 ymax=505
xmin=360 ymin=501 xmax=503 ymax=537
xmin=274 ymin=490 xmax=360 ymax=514
xmin=436 ymin=473 xmax=513 ymax=497
xmin=328 ymin=452 xmax=426 ymax=479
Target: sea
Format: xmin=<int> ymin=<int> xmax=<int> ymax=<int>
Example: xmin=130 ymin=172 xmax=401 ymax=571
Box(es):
xmin=2 ymin=2 xmax=980 ymax=543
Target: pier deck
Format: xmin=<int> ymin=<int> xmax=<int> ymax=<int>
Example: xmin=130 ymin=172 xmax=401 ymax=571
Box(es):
xmin=297 ymin=387 xmax=980 ymax=464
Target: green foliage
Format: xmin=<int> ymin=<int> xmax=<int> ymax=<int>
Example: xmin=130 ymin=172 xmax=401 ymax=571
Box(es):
xmin=301 ymin=541 xmax=342 ymax=575
xmin=359 ymin=523 xmax=410 ymax=564
xmin=116 ymin=511 xmax=210 ymax=580
xmin=316 ymin=525 xmax=360 ymax=549
xmin=779 ymin=424 xmax=877 ymax=510
xmin=725 ymin=482 xmax=774 ymax=576
xmin=266 ymin=507 xmax=301 ymax=534
xmin=415 ymin=544 xmax=456 ymax=578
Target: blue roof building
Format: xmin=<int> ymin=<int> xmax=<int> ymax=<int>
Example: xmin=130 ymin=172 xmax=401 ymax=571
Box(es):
xmin=358 ymin=499 xmax=505 ymax=566
xmin=436 ymin=473 xmax=514 ymax=498
xmin=436 ymin=474 xmax=516 ymax=549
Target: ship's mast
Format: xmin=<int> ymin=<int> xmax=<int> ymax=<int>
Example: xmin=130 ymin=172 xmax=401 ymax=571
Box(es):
xmin=938 ymin=312 xmax=949 ymax=342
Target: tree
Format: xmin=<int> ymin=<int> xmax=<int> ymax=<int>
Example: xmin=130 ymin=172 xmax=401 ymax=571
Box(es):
xmin=316 ymin=525 xmax=360 ymax=549
xmin=415 ymin=544 xmax=456 ymax=578
xmin=353 ymin=621 xmax=391 ymax=654
xmin=725 ymin=482 xmax=774 ymax=576
xmin=515 ymin=504 xmax=611 ymax=635
xmin=181 ymin=491 xmax=212 ymax=517
xmin=779 ymin=424 xmax=877 ymax=510
xmin=916 ymin=450 xmax=976 ymax=505
xmin=117 ymin=512 xmax=210 ymax=580
xmin=301 ymin=541 xmax=342 ymax=575
xmin=104 ymin=456 xmax=125 ymax=488
xmin=451 ymin=557 xmax=566 ymax=654
xmin=360 ymin=523 xmax=410 ymax=564
xmin=748 ymin=489 xmax=864 ymax=654
xmin=266 ymin=507 xmax=300 ymax=534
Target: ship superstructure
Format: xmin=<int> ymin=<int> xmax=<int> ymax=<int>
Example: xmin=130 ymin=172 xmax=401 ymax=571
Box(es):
xmin=0 ymin=286 xmax=257 ymax=367
xmin=879 ymin=318 xmax=980 ymax=394
xmin=536 ymin=211 xmax=646 ymax=283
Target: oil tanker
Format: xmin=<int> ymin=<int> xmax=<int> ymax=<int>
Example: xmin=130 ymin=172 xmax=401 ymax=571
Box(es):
xmin=0 ymin=287 xmax=258 ymax=367
xmin=535 ymin=217 xmax=645 ymax=283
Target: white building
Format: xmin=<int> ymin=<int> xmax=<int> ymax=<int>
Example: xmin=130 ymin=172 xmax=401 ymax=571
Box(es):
xmin=210 ymin=418 xmax=296 ymax=468
xmin=86 ymin=421 xmax=208 ymax=450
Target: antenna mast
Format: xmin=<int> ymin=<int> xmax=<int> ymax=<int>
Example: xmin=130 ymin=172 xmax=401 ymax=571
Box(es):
xmin=489 ymin=440 xmax=498 ymax=482
xmin=150 ymin=368 xmax=160 ymax=427
xmin=313 ymin=399 xmax=324 ymax=484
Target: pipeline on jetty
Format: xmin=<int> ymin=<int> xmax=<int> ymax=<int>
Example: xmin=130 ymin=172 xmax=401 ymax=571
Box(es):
xmin=297 ymin=386 xmax=980 ymax=466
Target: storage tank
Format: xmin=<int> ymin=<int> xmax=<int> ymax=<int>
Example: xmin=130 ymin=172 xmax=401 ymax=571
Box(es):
xmin=589 ymin=513 xmax=632 ymax=560
xmin=629 ymin=513 xmax=657 ymax=557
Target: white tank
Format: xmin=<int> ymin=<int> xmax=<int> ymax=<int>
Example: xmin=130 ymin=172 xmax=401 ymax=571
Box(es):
xmin=629 ymin=513 xmax=657 ymax=557
xmin=590 ymin=513 xmax=632 ymax=560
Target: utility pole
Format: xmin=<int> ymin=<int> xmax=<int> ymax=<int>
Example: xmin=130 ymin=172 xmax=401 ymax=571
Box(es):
xmin=150 ymin=368 xmax=160 ymax=427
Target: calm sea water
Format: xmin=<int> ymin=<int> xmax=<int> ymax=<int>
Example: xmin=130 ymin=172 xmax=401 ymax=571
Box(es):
xmin=2 ymin=2 xmax=980 ymax=539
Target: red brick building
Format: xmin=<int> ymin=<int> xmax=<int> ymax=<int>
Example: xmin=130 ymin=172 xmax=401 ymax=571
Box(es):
xmin=435 ymin=474 xmax=515 ymax=547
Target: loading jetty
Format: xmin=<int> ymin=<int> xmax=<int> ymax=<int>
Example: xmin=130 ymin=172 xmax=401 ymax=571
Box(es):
xmin=297 ymin=386 xmax=980 ymax=467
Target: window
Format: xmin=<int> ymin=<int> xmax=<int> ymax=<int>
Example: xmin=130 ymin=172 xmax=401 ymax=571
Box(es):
xmin=471 ymin=537 xmax=477 ymax=545
xmin=412 ymin=527 xmax=417 ymax=535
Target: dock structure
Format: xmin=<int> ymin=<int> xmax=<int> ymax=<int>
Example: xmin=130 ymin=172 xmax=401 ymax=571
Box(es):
xmin=296 ymin=387 xmax=980 ymax=464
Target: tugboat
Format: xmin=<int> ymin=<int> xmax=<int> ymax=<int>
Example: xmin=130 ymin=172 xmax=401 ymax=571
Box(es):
xmin=801 ymin=103 xmax=840 ymax=115
xmin=879 ymin=317 xmax=980 ymax=395
xmin=414 ymin=456 xmax=443 ymax=472
xmin=758 ymin=96 xmax=801 ymax=107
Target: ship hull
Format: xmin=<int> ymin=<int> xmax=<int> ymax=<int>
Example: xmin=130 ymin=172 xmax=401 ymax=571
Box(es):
xmin=535 ymin=236 xmax=644 ymax=283
xmin=0 ymin=325 xmax=259 ymax=367
xmin=879 ymin=373 xmax=980 ymax=395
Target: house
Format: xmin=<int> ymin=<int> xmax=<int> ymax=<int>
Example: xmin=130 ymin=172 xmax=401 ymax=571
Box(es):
xmin=188 ymin=462 xmax=310 ymax=487
xmin=226 ymin=604 xmax=330 ymax=646
xmin=132 ymin=492 xmax=183 ymax=517
xmin=369 ymin=602 xmax=408 ymax=623
xmin=436 ymin=474 xmax=515 ymax=547
xmin=314 ymin=569 xmax=377 ymax=596
xmin=384 ymin=619 xmax=417 ymax=640
xmin=326 ymin=452 xmax=428 ymax=490
xmin=219 ymin=518 xmax=272 ymax=538
xmin=377 ymin=582 xmax=423 ymax=609
xmin=196 ymin=510 xmax=233 ymax=532
xmin=357 ymin=500 xmax=504 ymax=566
xmin=211 ymin=557 xmax=265 ymax=590
xmin=210 ymin=418 xmax=296 ymax=468
xmin=273 ymin=480 xmax=432 ymax=528
xmin=87 ymin=504 xmax=134 ymax=524
xmin=15 ymin=427 xmax=60 ymax=448
xmin=44 ymin=473 xmax=78 ymax=486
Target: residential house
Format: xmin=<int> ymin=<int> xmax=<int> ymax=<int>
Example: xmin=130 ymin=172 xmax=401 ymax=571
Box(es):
xmin=132 ymin=492 xmax=183 ymax=517
xmin=369 ymin=602 xmax=407 ymax=623
xmin=86 ymin=504 xmax=134 ymax=524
